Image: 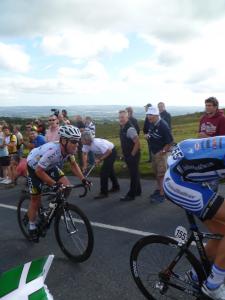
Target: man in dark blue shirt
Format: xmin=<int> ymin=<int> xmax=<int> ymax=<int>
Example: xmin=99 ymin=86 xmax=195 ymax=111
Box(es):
xmin=146 ymin=106 xmax=173 ymax=202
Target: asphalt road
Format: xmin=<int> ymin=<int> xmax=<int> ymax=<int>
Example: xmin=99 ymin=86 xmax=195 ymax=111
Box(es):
xmin=1 ymin=177 xmax=224 ymax=299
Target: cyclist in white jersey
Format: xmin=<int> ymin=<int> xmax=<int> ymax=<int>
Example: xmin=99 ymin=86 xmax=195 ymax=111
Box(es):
xmin=27 ymin=125 xmax=90 ymax=241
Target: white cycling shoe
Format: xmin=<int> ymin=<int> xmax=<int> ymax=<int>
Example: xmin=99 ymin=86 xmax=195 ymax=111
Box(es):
xmin=202 ymin=283 xmax=225 ymax=300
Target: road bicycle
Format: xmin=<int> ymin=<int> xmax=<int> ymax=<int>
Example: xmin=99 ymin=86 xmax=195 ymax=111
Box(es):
xmin=130 ymin=211 xmax=223 ymax=299
xmin=17 ymin=183 xmax=94 ymax=263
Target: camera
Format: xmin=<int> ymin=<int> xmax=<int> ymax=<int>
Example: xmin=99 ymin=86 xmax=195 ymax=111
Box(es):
xmin=51 ymin=108 xmax=60 ymax=117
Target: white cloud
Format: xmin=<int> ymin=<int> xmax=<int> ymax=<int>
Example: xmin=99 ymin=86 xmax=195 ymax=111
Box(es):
xmin=58 ymin=61 xmax=109 ymax=81
xmin=1 ymin=0 xmax=225 ymax=42
xmin=1 ymin=1 xmax=225 ymax=107
xmin=41 ymin=30 xmax=129 ymax=60
xmin=0 ymin=43 xmax=30 ymax=72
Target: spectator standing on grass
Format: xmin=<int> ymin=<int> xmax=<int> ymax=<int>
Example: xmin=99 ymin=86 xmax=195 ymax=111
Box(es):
xmin=23 ymin=122 xmax=34 ymax=145
xmin=146 ymin=106 xmax=173 ymax=203
xmin=0 ymin=125 xmax=10 ymax=184
xmin=13 ymin=125 xmax=24 ymax=158
xmin=84 ymin=116 xmax=96 ymax=166
xmin=24 ymin=128 xmax=46 ymax=151
xmin=81 ymin=131 xmax=120 ymax=199
xmin=2 ymin=125 xmax=17 ymax=184
xmin=143 ymin=103 xmax=153 ymax=163
xmin=158 ymin=102 xmax=172 ymax=129
xmin=84 ymin=116 xmax=96 ymax=136
xmin=119 ymin=110 xmax=141 ymax=201
xmin=58 ymin=109 xmax=71 ymax=125
xmin=45 ymin=114 xmax=60 ymax=142
xmin=199 ymin=97 xmax=225 ymax=138
xmin=126 ymin=106 xmax=140 ymax=135
xmin=35 ymin=119 xmax=46 ymax=136
xmin=74 ymin=115 xmax=86 ymax=168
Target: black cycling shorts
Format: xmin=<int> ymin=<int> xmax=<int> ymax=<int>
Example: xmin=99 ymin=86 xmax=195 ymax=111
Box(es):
xmin=27 ymin=165 xmax=65 ymax=195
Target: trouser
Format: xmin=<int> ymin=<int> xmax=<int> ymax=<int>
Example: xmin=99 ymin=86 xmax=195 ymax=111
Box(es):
xmin=147 ymin=139 xmax=152 ymax=162
xmin=125 ymin=152 xmax=141 ymax=197
xmin=100 ymin=148 xmax=119 ymax=194
xmin=88 ymin=151 xmax=95 ymax=166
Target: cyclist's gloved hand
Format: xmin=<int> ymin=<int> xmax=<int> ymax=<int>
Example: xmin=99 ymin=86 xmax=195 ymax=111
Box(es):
xmin=82 ymin=178 xmax=92 ymax=189
xmin=52 ymin=182 xmax=64 ymax=192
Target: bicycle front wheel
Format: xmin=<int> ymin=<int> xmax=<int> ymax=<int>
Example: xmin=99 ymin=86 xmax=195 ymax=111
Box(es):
xmin=130 ymin=235 xmax=204 ymax=300
xmin=54 ymin=203 xmax=94 ymax=262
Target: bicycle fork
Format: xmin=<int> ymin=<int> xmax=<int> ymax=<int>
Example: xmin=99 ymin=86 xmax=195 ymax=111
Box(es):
xmin=63 ymin=207 xmax=78 ymax=235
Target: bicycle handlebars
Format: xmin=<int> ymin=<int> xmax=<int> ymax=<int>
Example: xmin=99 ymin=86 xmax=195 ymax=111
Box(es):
xmin=41 ymin=183 xmax=89 ymax=198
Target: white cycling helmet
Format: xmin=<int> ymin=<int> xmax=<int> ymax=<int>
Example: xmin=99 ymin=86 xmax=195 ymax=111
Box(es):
xmin=58 ymin=125 xmax=81 ymax=141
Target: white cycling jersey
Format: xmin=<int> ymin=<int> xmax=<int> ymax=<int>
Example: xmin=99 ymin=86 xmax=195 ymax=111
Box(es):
xmin=27 ymin=142 xmax=74 ymax=171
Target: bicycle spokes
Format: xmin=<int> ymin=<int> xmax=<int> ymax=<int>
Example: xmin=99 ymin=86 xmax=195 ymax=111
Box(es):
xmin=61 ymin=207 xmax=88 ymax=254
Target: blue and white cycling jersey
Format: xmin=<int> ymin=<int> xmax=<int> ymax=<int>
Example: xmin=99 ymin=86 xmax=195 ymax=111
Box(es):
xmin=168 ymin=136 xmax=225 ymax=182
xmin=164 ymin=136 xmax=225 ymax=220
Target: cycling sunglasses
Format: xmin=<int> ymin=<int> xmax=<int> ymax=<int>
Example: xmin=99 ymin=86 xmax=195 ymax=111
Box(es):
xmin=69 ymin=139 xmax=79 ymax=144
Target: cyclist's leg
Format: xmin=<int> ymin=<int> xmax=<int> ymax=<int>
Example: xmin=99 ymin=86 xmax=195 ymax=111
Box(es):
xmin=27 ymin=166 xmax=43 ymax=238
xmin=204 ymin=218 xmax=225 ymax=262
xmin=204 ymin=203 xmax=225 ymax=268
xmin=28 ymin=194 xmax=41 ymax=223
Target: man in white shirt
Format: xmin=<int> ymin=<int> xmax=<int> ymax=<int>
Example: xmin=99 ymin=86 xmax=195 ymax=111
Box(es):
xmin=81 ymin=131 xmax=120 ymax=199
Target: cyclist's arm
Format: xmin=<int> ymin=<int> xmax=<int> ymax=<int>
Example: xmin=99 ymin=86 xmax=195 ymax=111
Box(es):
xmin=69 ymin=160 xmax=85 ymax=181
xmin=35 ymin=166 xmax=56 ymax=186
xmin=82 ymin=152 xmax=88 ymax=171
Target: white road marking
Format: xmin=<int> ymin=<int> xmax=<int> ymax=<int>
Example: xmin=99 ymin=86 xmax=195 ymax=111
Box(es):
xmin=0 ymin=203 xmax=207 ymax=246
xmin=0 ymin=203 xmax=153 ymax=237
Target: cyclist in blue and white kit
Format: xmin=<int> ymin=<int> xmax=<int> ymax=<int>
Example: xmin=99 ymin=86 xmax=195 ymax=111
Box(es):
xmin=164 ymin=136 xmax=225 ymax=299
xmin=27 ymin=125 xmax=91 ymax=242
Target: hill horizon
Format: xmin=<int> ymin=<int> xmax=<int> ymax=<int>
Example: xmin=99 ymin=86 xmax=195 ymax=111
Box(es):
xmin=0 ymin=105 xmax=204 ymax=120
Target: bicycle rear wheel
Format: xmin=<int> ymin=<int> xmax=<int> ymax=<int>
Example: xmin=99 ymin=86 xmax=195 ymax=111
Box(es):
xmin=17 ymin=192 xmax=52 ymax=240
xmin=130 ymin=235 xmax=204 ymax=300
xmin=17 ymin=192 xmax=30 ymax=240
xmin=54 ymin=202 xmax=94 ymax=262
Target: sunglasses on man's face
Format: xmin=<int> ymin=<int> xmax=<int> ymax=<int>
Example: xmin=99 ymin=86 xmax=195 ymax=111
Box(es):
xmin=48 ymin=119 xmax=57 ymax=122
xmin=69 ymin=139 xmax=78 ymax=145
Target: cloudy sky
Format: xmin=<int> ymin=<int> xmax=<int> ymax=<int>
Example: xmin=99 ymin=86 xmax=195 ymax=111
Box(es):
xmin=1 ymin=0 xmax=225 ymax=107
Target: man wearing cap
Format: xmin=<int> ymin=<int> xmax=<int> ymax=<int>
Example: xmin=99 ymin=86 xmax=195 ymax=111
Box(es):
xmin=143 ymin=103 xmax=153 ymax=162
xmin=146 ymin=106 xmax=173 ymax=203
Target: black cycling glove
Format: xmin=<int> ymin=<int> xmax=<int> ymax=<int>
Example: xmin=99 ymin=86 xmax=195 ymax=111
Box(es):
xmin=82 ymin=178 xmax=92 ymax=189
xmin=52 ymin=182 xmax=64 ymax=192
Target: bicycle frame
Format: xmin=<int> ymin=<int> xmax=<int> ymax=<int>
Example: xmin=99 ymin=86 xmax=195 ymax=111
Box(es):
xmin=165 ymin=211 xmax=223 ymax=285
xmin=37 ymin=184 xmax=88 ymax=235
